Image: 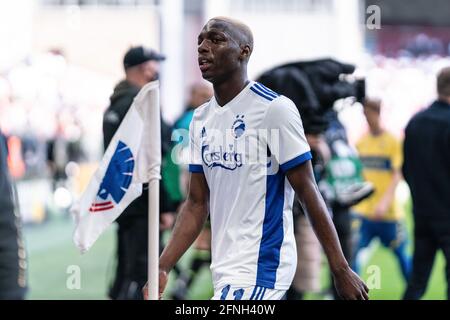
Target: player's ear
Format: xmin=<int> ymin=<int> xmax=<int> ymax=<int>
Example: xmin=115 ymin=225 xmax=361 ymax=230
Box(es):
xmin=240 ymin=44 xmax=251 ymax=61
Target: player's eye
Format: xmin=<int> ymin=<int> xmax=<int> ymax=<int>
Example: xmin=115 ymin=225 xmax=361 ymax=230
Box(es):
xmin=212 ymin=37 xmax=224 ymax=44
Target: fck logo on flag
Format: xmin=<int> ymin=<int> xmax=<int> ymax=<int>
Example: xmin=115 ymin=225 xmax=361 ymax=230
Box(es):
xmin=89 ymin=141 xmax=135 ymax=213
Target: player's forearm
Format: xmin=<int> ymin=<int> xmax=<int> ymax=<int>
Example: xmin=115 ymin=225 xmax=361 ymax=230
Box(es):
xmin=159 ymin=199 xmax=208 ymax=272
xmin=287 ymin=162 xmax=349 ymax=273
xmin=297 ymin=181 xmax=349 ymax=274
xmin=379 ymin=170 xmax=402 ymax=208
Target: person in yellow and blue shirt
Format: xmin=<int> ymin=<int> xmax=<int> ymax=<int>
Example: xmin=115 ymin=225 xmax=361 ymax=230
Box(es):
xmin=352 ymin=98 xmax=411 ymax=281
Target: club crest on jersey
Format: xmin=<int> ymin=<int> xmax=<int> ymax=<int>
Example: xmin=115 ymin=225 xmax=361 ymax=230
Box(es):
xmin=232 ymin=115 xmax=245 ymax=139
xmin=89 ymin=141 xmax=134 ymax=213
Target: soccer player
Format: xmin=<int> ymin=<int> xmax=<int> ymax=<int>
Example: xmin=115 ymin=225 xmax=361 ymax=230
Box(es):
xmin=352 ymin=99 xmax=411 ymax=281
xmin=144 ymin=17 xmax=368 ymax=300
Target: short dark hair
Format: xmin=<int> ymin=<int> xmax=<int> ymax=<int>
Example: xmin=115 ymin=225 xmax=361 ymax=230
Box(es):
xmin=437 ymin=67 xmax=450 ymax=97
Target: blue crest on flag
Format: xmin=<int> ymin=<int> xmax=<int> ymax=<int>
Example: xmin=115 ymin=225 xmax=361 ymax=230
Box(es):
xmin=96 ymin=141 xmax=135 ymax=204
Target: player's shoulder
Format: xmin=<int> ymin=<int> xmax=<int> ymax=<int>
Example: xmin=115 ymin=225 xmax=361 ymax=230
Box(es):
xmin=191 ymin=99 xmax=213 ymax=120
xmin=249 ymin=82 xmax=284 ymax=105
xmin=249 ymin=82 xmax=298 ymax=112
xmin=356 ymin=133 xmax=370 ymax=147
xmin=382 ymin=131 xmax=401 ymax=144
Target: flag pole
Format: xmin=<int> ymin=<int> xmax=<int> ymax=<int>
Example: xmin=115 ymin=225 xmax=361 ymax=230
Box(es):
xmin=147 ymin=82 xmax=162 ymax=300
xmin=148 ymin=177 xmax=160 ymax=300
xmin=147 ymin=81 xmax=161 ymax=300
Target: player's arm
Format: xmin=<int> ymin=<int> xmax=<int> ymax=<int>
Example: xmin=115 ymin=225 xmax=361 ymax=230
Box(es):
xmin=374 ymin=168 xmax=401 ymax=219
xmin=160 ymin=172 xmax=209 ymax=271
xmin=143 ymin=172 xmax=209 ymax=299
xmin=286 ymin=161 xmax=369 ymax=300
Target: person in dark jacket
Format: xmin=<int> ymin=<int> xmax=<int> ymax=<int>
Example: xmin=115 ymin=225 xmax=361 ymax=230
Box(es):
xmin=0 ymin=131 xmax=27 ymax=299
xmin=402 ymin=66 xmax=450 ymax=300
xmin=103 ymin=46 xmax=177 ymax=300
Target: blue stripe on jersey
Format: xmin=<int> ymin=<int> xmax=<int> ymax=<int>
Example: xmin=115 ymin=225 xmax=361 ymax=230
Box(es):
xmin=280 ymin=151 xmax=312 ymax=172
xmin=233 ymin=288 xmax=244 ymax=300
xmin=249 ymin=286 xmax=259 ymax=300
xmin=257 ymin=82 xmax=279 ymax=95
xmin=260 ymin=287 xmax=267 ymax=300
xmin=254 ymin=82 xmax=279 ymax=98
xmin=255 ymin=286 xmax=263 ymax=300
xmin=250 ymin=86 xmax=274 ymax=101
xmin=220 ymin=285 xmax=230 ymax=300
xmin=189 ymin=164 xmax=203 ymax=173
xmin=256 ymin=170 xmax=285 ymax=288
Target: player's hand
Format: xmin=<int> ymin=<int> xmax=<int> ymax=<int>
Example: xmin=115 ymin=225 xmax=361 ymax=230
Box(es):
xmin=333 ymin=266 xmax=369 ymax=300
xmin=142 ymin=269 xmax=169 ymax=300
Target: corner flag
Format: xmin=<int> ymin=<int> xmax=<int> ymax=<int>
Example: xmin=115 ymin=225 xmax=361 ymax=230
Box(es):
xmin=72 ymin=81 xmax=161 ymax=254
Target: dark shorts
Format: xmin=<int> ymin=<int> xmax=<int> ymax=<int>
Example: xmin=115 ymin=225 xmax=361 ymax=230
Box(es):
xmin=358 ymin=216 xmax=407 ymax=249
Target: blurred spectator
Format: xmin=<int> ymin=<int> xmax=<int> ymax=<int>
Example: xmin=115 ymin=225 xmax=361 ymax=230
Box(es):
xmin=403 ymin=67 xmax=450 ymax=300
xmin=103 ymin=46 xmax=177 ymax=300
xmin=174 ymin=83 xmax=214 ymax=133
xmin=0 ymin=130 xmax=27 ymax=299
xmin=405 ymin=34 xmax=445 ymax=57
xmin=163 ymin=83 xmax=213 ymax=210
xmin=5 ymin=135 xmax=26 ymax=180
xmin=168 ymin=82 xmax=213 ymax=300
xmin=353 ymin=98 xmax=411 ymax=281
xmin=46 ymin=131 xmax=68 ymax=190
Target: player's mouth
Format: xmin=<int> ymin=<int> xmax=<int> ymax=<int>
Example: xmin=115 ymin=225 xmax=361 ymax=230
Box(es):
xmin=198 ymin=57 xmax=212 ymax=72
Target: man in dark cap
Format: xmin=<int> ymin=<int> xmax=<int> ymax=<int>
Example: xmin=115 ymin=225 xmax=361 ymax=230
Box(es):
xmin=103 ymin=46 xmax=165 ymax=145
xmin=104 ymin=46 xmax=177 ymax=300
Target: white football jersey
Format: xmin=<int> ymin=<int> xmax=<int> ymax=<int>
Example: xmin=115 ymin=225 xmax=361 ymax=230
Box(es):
xmin=188 ymin=81 xmax=311 ymax=291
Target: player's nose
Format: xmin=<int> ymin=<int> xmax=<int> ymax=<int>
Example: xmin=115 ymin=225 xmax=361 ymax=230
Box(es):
xmin=198 ymin=39 xmax=210 ymax=54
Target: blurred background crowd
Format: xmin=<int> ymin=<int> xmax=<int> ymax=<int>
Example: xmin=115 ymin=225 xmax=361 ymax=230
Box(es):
xmin=1 ymin=0 xmax=450 ymax=300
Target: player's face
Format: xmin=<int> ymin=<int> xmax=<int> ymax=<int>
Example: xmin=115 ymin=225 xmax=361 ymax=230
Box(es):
xmin=363 ymin=106 xmax=380 ymax=128
xmin=197 ymin=21 xmax=242 ymax=84
xmin=140 ymin=60 xmax=159 ymax=83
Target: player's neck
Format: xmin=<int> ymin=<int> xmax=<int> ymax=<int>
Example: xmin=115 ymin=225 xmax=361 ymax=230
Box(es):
xmin=438 ymin=95 xmax=450 ymax=106
xmin=126 ymin=73 xmax=146 ymax=89
xmin=369 ymin=125 xmax=383 ymax=136
xmin=213 ymin=73 xmax=249 ymax=107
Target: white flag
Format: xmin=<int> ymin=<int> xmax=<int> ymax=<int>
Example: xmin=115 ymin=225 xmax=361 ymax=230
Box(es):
xmin=72 ymin=81 xmax=161 ymax=253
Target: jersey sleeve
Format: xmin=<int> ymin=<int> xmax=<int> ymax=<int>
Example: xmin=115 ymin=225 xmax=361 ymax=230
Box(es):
xmin=188 ymin=116 xmax=204 ymax=173
xmin=266 ymin=97 xmax=312 ymax=172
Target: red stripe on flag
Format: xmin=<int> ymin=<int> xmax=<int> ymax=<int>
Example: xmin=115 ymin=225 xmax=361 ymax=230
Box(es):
xmin=89 ymin=205 xmax=114 ymax=212
xmin=91 ymin=201 xmax=112 ymax=207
